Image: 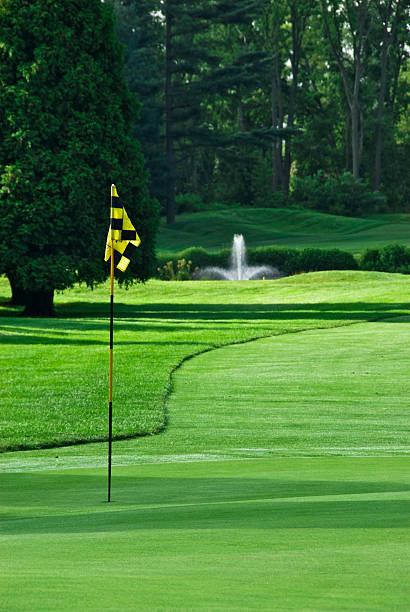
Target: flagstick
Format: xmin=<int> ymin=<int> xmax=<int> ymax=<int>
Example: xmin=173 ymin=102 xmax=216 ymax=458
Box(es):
xmin=108 ymin=229 xmax=114 ymax=502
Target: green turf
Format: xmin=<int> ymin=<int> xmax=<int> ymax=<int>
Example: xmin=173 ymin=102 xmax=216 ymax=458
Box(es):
xmin=2 ymin=272 xmax=410 ymax=610
xmin=2 ymin=458 xmax=410 ymax=611
xmin=157 ymin=207 xmax=410 ymax=254
xmin=1 ymin=272 xmax=410 ymax=451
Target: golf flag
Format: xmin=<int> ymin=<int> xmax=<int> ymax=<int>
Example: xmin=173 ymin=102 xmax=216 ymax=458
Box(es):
xmin=104 ymin=185 xmax=141 ymax=271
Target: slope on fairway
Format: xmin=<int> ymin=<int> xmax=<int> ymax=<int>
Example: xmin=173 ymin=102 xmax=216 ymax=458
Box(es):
xmin=2 ymin=271 xmax=410 ymax=452
xmin=158 ymin=207 xmax=410 ymax=253
xmin=2 ymin=305 xmax=409 ymax=469
xmin=161 ymin=319 xmax=410 ymax=457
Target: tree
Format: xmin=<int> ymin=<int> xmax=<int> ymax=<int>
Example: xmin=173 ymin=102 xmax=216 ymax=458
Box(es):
xmin=114 ymin=0 xmax=271 ymax=221
xmin=111 ymin=0 xmax=166 ymax=207
xmin=372 ymin=0 xmax=407 ymax=190
xmin=320 ymin=0 xmax=373 ymax=179
xmin=0 ymin=0 xmax=158 ymax=315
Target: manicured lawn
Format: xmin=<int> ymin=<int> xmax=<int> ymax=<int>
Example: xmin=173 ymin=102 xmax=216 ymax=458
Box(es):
xmin=1 ymin=271 xmax=409 ymax=610
xmin=1 ymin=272 xmax=410 ymax=451
xmin=2 ymin=458 xmax=410 ymax=611
xmin=157 ymin=207 xmax=410 ymax=254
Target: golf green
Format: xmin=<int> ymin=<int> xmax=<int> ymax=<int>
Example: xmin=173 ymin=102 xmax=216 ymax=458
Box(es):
xmin=3 ymin=457 xmax=410 ymax=611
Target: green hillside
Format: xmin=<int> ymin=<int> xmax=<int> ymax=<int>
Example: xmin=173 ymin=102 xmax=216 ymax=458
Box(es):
xmin=157 ymin=207 xmax=410 ymax=254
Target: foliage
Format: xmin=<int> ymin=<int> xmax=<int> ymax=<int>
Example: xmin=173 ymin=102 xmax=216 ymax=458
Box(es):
xmin=291 ymin=172 xmax=387 ymax=217
xmin=157 ymin=247 xmax=231 ymax=274
xmin=0 ymin=0 xmax=159 ymax=314
xmin=110 ymin=0 xmax=409 ymax=214
xmin=157 ymin=257 xmax=196 ymax=280
xmin=359 ymin=243 xmax=410 ymax=274
xmin=250 ymin=246 xmax=358 ymax=275
xmin=157 ymin=244 xmax=358 ymax=277
xmin=175 ymin=193 xmax=226 ymax=214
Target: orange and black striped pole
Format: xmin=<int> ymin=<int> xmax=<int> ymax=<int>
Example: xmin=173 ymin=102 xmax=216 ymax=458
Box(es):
xmin=104 ymin=183 xmax=140 ymax=502
xmin=108 ymin=196 xmax=115 ymax=503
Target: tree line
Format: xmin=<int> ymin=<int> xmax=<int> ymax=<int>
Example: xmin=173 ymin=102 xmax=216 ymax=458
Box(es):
xmin=0 ymin=0 xmax=408 ymax=315
xmin=111 ymin=0 xmax=409 ymax=222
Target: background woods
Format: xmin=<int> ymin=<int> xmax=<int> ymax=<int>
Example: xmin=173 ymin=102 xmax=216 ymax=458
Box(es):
xmin=112 ymin=0 xmax=409 ymax=218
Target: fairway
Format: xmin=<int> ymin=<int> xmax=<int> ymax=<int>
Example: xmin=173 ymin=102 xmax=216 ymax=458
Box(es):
xmin=157 ymin=207 xmax=410 ymax=254
xmin=2 ymin=272 xmax=410 ymax=610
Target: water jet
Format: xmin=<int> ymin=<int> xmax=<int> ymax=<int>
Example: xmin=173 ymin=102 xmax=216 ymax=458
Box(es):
xmin=197 ymin=234 xmax=282 ymax=280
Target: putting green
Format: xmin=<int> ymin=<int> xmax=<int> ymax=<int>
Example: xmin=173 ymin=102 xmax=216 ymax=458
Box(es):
xmin=2 ymin=458 xmax=410 ymax=611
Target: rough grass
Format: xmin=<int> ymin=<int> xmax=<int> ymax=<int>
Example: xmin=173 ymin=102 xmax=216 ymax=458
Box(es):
xmin=1 ymin=271 xmax=410 ymax=451
xmin=157 ymin=207 xmax=410 ymax=254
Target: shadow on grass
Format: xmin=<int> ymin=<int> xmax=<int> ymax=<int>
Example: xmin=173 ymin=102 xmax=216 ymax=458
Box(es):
xmin=54 ymin=301 xmax=410 ymax=320
xmin=0 ymin=302 xmax=409 ymax=346
xmin=2 ymin=473 xmax=410 ymax=533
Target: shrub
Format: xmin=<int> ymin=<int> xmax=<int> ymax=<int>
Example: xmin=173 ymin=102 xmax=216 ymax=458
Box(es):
xmin=156 ymin=245 xmax=358 ymax=278
xmin=175 ymin=193 xmax=203 ymax=214
xmin=291 ymin=171 xmax=387 ymax=217
xmin=250 ymin=247 xmax=357 ymax=275
xmin=297 ymin=248 xmax=358 ymax=273
xmin=249 ymin=247 xmax=300 ymax=275
xmin=157 ymin=247 xmax=230 ymax=273
xmin=360 ymin=244 xmax=410 ymax=273
xmin=157 ymin=258 xmax=197 ymax=280
xmin=175 ymin=193 xmax=226 ymax=214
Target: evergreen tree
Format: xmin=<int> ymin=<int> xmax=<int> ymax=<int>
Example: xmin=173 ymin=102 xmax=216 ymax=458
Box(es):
xmin=113 ymin=0 xmax=271 ymax=221
xmin=0 ymin=0 xmax=158 ymax=315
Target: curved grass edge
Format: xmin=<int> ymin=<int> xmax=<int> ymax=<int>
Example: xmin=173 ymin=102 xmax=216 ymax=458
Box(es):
xmin=4 ymin=312 xmax=404 ymax=455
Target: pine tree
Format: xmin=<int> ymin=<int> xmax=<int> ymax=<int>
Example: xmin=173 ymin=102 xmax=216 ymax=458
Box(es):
xmin=0 ymin=0 xmax=158 ymax=315
xmin=113 ymin=0 xmax=271 ymax=222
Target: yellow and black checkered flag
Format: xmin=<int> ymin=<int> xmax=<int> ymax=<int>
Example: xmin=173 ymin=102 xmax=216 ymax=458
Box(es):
xmin=104 ymin=185 xmax=141 ymax=272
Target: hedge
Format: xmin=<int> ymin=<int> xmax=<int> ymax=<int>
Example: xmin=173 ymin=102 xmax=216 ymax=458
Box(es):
xmin=359 ymin=244 xmax=410 ymax=274
xmin=156 ymin=245 xmax=358 ymax=278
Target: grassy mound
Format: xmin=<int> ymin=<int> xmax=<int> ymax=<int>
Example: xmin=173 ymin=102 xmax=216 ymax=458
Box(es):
xmin=157 ymin=207 xmax=410 ymax=254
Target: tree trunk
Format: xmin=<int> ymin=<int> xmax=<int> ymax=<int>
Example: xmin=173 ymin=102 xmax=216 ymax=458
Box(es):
xmin=374 ymin=38 xmax=388 ymax=189
xmin=271 ymin=55 xmax=284 ymax=192
xmin=237 ymin=99 xmax=247 ymax=131
xmin=283 ymin=72 xmax=297 ymax=194
xmin=345 ymin=111 xmax=351 ymax=171
xmin=191 ymin=147 xmax=199 ymax=194
xmin=351 ymin=59 xmax=361 ymax=179
xmin=23 ymin=290 xmax=55 ymax=317
xmin=7 ymin=273 xmax=27 ymax=306
xmin=165 ymin=6 xmax=176 ymax=224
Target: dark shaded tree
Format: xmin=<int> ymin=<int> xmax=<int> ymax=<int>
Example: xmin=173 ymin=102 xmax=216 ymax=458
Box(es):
xmin=0 ymin=0 xmax=158 ymax=315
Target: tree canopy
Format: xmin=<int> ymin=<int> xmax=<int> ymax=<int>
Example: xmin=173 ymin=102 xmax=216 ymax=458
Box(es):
xmin=0 ymin=0 xmax=159 ymax=315
xmin=111 ymin=0 xmax=409 ymax=217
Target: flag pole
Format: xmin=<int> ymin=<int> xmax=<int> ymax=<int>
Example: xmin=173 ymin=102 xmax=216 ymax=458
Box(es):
xmin=108 ymin=190 xmax=115 ymax=503
xmin=104 ymin=183 xmax=140 ymax=502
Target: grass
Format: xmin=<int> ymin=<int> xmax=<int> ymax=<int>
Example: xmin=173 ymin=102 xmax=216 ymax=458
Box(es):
xmin=2 ymin=271 xmax=410 ymax=610
xmin=157 ymin=207 xmax=410 ymax=254
xmin=1 ymin=272 xmax=410 ymax=451
xmin=2 ymin=458 xmax=410 ymax=610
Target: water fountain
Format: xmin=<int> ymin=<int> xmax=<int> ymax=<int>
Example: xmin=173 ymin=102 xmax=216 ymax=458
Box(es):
xmin=197 ymin=234 xmax=282 ymax=280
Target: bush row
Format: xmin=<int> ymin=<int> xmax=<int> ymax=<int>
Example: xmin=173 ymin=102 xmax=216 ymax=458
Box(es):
xmin=359 ymin=244 xmax=410 ymax=274
xmin=156 ymin=246 xmax=358 ymax=279
xmin=173 ymin=172 xmax=388 ymax=218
